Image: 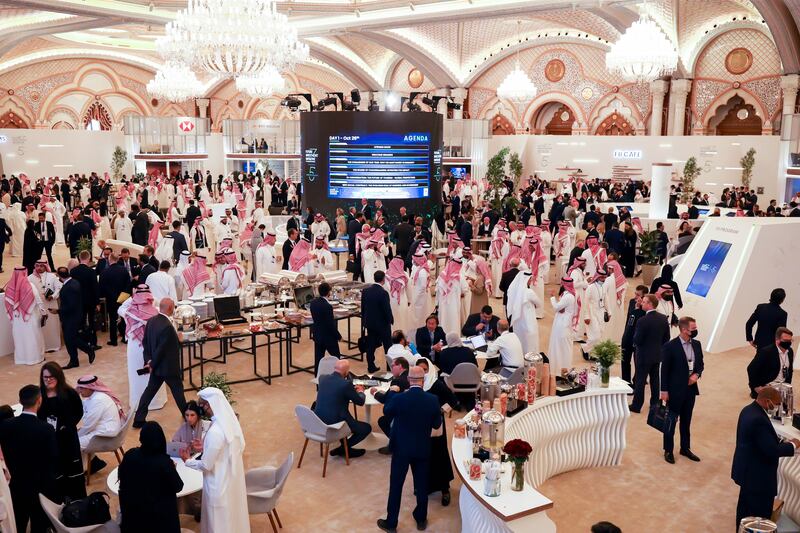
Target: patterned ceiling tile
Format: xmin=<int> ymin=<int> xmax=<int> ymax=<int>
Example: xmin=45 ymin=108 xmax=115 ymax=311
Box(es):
xmin=743 ymin=76 xmax=782 ymax=118
xmin=695 ymin=29 xmax=780 ymax=79
xmin=15 ymin=72 xmax=73 ymax=114
xmin=531 ymin=10 xmax=620 ymax=42
xmin=693 ymin=79 xmax=735 ymax=118
xmin=335 ymin=34 xmax=396 ymax=78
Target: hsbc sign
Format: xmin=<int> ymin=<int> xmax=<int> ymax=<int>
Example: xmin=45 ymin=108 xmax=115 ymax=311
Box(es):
xmin=177 ymin=117 xmax=196 ymax=134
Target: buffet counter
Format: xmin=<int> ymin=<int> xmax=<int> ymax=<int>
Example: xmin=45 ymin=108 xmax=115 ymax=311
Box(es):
xmin=451 ymin=378 xmax=631 ymax=532
xmin=772 ymin=421 xmax=800 ymax=524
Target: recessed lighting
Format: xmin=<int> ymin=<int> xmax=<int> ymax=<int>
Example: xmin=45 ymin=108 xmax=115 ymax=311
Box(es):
xmin=25 ymin=159 xmax=39 ymax=164
xmin=38 ymin=144 xmax=64 ymax=148
xmin=573 ymin=158 xmax=598 ymax=163
xmin=53 ymin=164 xmax=73 ymax=168
xmin=5 ymin=153 xmax=15 ymax=158
xmin=659 ymin=143 xmax=672 ymax=148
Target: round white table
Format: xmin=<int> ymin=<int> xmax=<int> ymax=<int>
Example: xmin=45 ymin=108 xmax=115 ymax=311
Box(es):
xmin=107 ymin=457 xmax=203 ymax=498
xmin=352 ymin=384 xmax=390 ymax=451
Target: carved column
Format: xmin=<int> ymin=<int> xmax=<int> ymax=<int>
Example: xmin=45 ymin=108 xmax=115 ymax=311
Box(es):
xmin=449 ymin=88 xmax=468 ymax=120
xmin=780 ymin=74 xmax=799 ymax=134
xmin=649 ymin=80 xmax=669 ymax=136
xmin=670 ymin=80 xmax=692 ymax=136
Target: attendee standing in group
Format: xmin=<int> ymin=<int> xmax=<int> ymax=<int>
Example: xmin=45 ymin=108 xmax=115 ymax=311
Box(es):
xmin=185 ymin=387 xmax=250 ymax=533
xmin=4 ymin=266 xmax=45 ymax=365
xmin=747 ymin=327 xmax=794 ymax=398
xmin=620 ymin=285 xmax=648 ymax=385
xmin=71 ymin=250 xmax=100 ymax=350
xmin=0 ymin=385 xmax=58 ymax=533
xmin=29 ymin=256 xmax=62 ymax=352
xmin=745 ymin=288 xmax=788 ymax=349
xmin=630 ymin=295 xmax=670 ymax=413
xmin=548 ymin=277 xmax=578 ymax=373
xmin=99 ymin=252 xmax=130 ymax=346
xmin=37 ymin=362 xmax=86 ymax=501
xmin=361 ymin=271 xmax=394 ymax=374
xmin=660 ymin=316 xmax=704 ymax=464
xmin=732 ymin=386 xmax=800 ymax=526
xmin=133 ymin=298 xmax=187 ymax=428
xmin=436 ymin=258 xmax=467 ymax=337
xmin=309 ymin=282 xmax=342 ymax=374
xmin=377 ymin=366 xmax=442 ymax=533
xmin=505 ymin=271 xmax=542 ymax=355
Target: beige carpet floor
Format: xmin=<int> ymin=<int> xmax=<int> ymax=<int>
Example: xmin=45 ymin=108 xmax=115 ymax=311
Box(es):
xmin=0 ymin=244 xmax=767 ymax=532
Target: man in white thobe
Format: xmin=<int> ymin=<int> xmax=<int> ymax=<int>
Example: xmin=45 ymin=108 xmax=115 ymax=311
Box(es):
xmin=5 ymin=266 xmax=46 ymax=365
xmin=583 ymin=269 xmax=613 ymax=357
xmin=185 ymin=387 xmax=250 ymax=533
xmin=505 ymin=271 xmax=542 ymax=356
xmin=310 ymin=214 xmax=331 ymax=242
xmin=28 ymin=257 xmax=62 ymax=352
xmin=309 ymin=237 xmax=334 ymax=276
xmin=76 ymin=375 xmax=124 ymax=456
xmin=114 ymin=211 xmax=133 ymax=243
xmin=435 ymin=259 xmax=468 ymax=337
xmin=254 ymin=231 xmax=279 ymax=279
xmin=154 ymin=235 xmax=175 ymax=265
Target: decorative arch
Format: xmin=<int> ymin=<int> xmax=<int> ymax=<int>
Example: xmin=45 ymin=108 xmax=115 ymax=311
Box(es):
xmin=685 ymin=21 xmax=775 ymax=75
xmin=82 ymin=100 xmax=113 ymax=130
xmin=491 ymin=114 xmax=515 ymax=135
xmin=46 ymin=106 xmax=79 ymax=127
xmin=595 ymin=113 xmax=635 ymax=135
xmin=522 ymin=92 xmax=588 ymax=132
xmin=531 ymin=101 xmax=576 ymax=135
xmin=701 ymin=88 xmax=768 ymax=131
xmin=0 ymin=95 xmax=35 ymax=127
xmin=588 ymin=92 xmax=644 ymax=134
xmin=51 ymin=121 xmax=74 ymax=130
xmin=156 ymin=102 xmax=187 ymax=117
xmin=707 ymin=95 xmax=764 ymax=135
xmin=0 ymin=110 xmax=29 ymax=128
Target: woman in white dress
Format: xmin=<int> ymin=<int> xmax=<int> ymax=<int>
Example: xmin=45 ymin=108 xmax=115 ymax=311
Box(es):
xmin=118 ymin=285 xmax=167 ymax=410
xmin=4 ymin=267 xmax=45 ymax=365
xmin=385 ymin=257 xmax=412 ymax=336
xmin=506 ymin=270 xmax=542 ymax=355
xmin=548 ymin=277 xmax=578 ymax=374
xmin=489 ymin=229 xmax=509 ymax=298
xmin=409 ymin=250 xmax=432 ymax=331
xmin=435 ymin=258 xmax=468 ymax=337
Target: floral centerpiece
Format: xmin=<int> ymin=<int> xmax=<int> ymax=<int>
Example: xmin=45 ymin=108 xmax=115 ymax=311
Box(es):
xmin=503 ymin=438 xmax=533 ymax=491
xmin=591 ymin=340 xmax=621 ymax=387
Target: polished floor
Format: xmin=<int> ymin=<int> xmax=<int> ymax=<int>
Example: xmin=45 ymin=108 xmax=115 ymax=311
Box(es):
xmin=0 ymin=244 xmax=762 ymax=532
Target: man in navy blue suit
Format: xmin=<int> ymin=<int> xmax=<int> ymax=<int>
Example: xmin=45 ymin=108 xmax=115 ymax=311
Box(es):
xmin=377 ymin=367 xmax=442 ymax=533
xmin=314 ymin=359 xmax=369 ymax=459
xmin=57 ymin=267 xmax=95 ymax=368
xmin=309 ymin=282 xmax=341 ymax=374
xmin=168 ymin=220 xmax=188 ymax=262
xmin=732 ymin=386 xmax=800 ymax=525
xmin=660 ymin=316 xmax=704 ymax=464
xmin=361 ymin=270 xmax=393 ymax=373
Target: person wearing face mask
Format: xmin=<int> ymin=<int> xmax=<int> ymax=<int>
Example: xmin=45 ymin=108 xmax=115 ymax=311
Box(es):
xmin=659 ymin=316 xmax=704 ymax=464
xmin=746 ymin=327 xmax=794 ymax=399
xmin=620 ymin=286 xmax=648 ymax=386
xmin=732 ymin=386 xmax=800 ymax=526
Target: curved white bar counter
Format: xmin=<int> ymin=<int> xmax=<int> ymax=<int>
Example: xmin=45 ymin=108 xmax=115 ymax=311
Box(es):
xmin=451 ymin=378 xmax=632 ymax=532
xmin=772 ymin=422 xmax=800 ymax=524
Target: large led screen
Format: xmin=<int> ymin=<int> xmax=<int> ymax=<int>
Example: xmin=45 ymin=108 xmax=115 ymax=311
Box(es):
xmin=686 ymin=240 xmax=733 ymax=297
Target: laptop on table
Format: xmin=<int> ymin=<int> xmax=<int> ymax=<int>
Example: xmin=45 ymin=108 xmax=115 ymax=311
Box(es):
xmin=214 ymin=295 xmax=248 ymax=326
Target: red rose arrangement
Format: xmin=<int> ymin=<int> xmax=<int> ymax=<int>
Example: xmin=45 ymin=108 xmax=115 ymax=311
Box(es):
xmin=503 ymin=439 xmax=533 ymax=461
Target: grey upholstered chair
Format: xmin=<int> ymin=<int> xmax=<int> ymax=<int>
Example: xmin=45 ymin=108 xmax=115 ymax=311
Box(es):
xmin=39 ymin=494 xmax=120 ymax=533
xmin=245 ymin=452 xmax=294 ymax=533
xmin=310 ymin=355 xmax=338 ymax=385
xmin=83 ymin=412 xmax=133 ymax=485
xmin=294 ymin=405 xmax=352 ymax=477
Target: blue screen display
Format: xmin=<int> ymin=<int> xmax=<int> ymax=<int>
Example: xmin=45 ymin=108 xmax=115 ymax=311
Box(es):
xmin=328 ymin=132 xmax=431 ymax=199
xmin=686 ymin=240 xmax=732 ymax=297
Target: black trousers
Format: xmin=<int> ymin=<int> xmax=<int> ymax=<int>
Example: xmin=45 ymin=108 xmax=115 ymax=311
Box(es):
xmin=62 ymin=321 xmax=92 ymax=366
xmin=344 ymin=419 xmax=371 ymax=449
xmin=386 ymin=454 xmax=430 ymax=528
xmin=630 ymin=358 xmax=660 ymax=411
xmin=105 ymin=302 xmax=125 ymax=345
xmin=378 ymin=414 xmax=392 ymax=438
xmin=736 ymin=487 xmax=774 ymax=528
xmin=621 ymin=346 xmax=634 ymax=385
xmin=313 ymin=339 xmax=340 ymax=375
xmin=0 ymin=240 xmax=5 ymax=269
xmin=11 ymin=487 xmax=50 ymax=533
xmin=134 ymin=374 xmax=187 ymax=423
xmin=365 ymin=327 xmax=391 ymax=369
xmin=663 ymin=394 xmax=695 ymax=453
xmin=42 ymin=242 xmax=55 ymax=271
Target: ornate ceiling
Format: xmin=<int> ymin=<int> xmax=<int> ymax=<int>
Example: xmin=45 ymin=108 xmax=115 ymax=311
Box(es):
xmin=0 ymin=0 xmax=797 ymax=91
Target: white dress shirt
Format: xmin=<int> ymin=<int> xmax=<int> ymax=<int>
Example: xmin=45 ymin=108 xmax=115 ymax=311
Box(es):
xmin=145 ymin=270 xmax=178 ymax=304
xmin=486 ymin=330 xmax=525 ymax=368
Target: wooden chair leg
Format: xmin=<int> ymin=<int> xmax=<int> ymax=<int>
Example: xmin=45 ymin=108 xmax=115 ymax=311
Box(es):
xmin=114 ymin=449 xmax=122 ymax=463
xmin=273 ymin=509 xmax=283 ymax=528
xmin=267 ymin=511 xmax=278 ymax=533
xmin=322 ymin=443 xmax=329 ymax=478
xmin=319 ymin=442 xmax=323 ymax=457
xmin=353 ymin=405 xmax=358 ymax=421
xmin=85 ymin=453 xmax=93 ymax=485
xmin=342 ymin=439 xmax=350 ymax=466
xmin=297 ymin=438 xmax=309 ymax=469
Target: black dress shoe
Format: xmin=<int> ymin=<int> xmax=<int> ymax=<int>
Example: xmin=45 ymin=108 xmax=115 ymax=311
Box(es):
xmin=416 ymin=519 xmax=428 ymax=531
xmin=378 ymin=446 xmax=392 ymax=455
xmin=680 ymin=449 xmax=701 ymax=462
xmin=348 ymin=448 xmax=365 ymax=458
xmin=106 ymin=341 xmax=117 ymax=346
xmin=330 ymin=446 xmax=343 ymax=457
xmin=628 ymin=405 xmax=640 ymax=413
xmin=441 ymin=490 xmax=451 ymax=507
xmin=88 ymin=348 xmax=96 ymax=365
xmin=93 ymin=345 xmax=102 ymax=351
xmin=89 ymin=456 xmax=107 ymax=474
xmin=367 ymin=365 xmax=380 ymax=373
xmin=63 ymin=362 xmax=79 ymax=370
xmin=132 ymin=420 xmax=145 ymax=429
xmin=664 ymin=451 xmax=675 ymax=464
xmin=377 ymin=519 xmax=397 ymax=533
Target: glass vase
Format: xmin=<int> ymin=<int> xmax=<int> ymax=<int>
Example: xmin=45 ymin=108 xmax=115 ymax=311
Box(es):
xmin=510 ymin=461 xmax=525 ymax=491
xmin=600 ymin=365 xmax=610 ymax=387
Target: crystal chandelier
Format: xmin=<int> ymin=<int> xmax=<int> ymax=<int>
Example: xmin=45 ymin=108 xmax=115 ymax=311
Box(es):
xmin=235 ymin=66 xmax=286 ymax=98
xmin=605 ymin=13 xmax=678 ymax=82
xmin=146 ymin=62 xmax=202 ymax=103
xmin=496 ymin=21 xmax=538 ymax=104
xmin=172 ymin=0 xmax=308 ymax=78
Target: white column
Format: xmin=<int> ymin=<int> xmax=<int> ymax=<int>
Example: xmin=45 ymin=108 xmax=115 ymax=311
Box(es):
xmin=649 ymin=163 xmax=672 ymax=219
xmin=450 ymin=88 xmax=467 ymax=119
xmin=196 ymin=98 xmax=210 ymax=118
xmin=649 ymin=80 xmax=668 ymax=136
xmin=670 ymin=80 xmax=692 ymax=136
xmin=780 ymin=74 xmax=799 ymax=134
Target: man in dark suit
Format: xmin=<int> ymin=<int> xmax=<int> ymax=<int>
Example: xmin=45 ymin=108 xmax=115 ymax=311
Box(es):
xmin=142 ymin=245 xmax=159 ymax=269
xmin=347 ymin=213 xmax=365 ymax=256
xmin=533 ymin=192 xmax=545 ymax=225
xmin=461 ymin=305 xmax=501 ymax=341
xmin=747 ymin=327 xmax=794 ymax=398
xmin=361 ymin=270 xmax=393 ymax=373
xmin=136 ymin=253 xmax=157 ymax=285
xmin=620 ymin=285 xmax=648 ymax=385
xmin=94 ymin=246 xmax=113 ymax=277
xmin=498 ymin=258 xmax=520 ymax=311
xmin=377 ymin=367 xmax=442 ymax=533
xmin=458 ymin=214 xmax=473 ymax=247
xmin=133 ymin=297 xmax=188 ymax=428
xmin=98 ymin=253 xmax=130 ymax=346
xmin=390 ymin=215 xmax=414 ymax=259
xmin=185 ymin=200 xmax=202 ymax=231
xmin=309 ymin=282 xmax=341 ymax=374
xmin=282 ymin=228 xmax=298 ymax=270
xmin=660 ymin=316 xmax=704 ymax=464
xmin=602 ymin=223 xmax=625 ymax=257
xmin=602 ymin=208 xmax=618 ymax=231
xmin=375 ymin=357 xmax=411 ymax=446
xmin=415 ymin=315 xmax=446 ymax=362
xmin=67 ymin=213 xmax=93 ymax=258
xmin=0 ymin=214 xmax=11 ymax=272
xmin=0 ymin=385 xmax=59 ymax=533
xmin=57 ymin=267 xmax=95 ymax=369
xmin=71 ymin=250 xmax=101 ymax=350
xmin=168 ymin=220 xmax=188 ymax=262
xmin=118 ymin=247 xmax=138 ymax=280
xmin=629 ymin=294 xmax=670 ymax=413
xmin=131 ymin=206 xmax=150 ymax=246
xmin=285 ymin=209 xmax=302 ymax=233
xmin=60 ymin=179 xmax=72 ymax=209
xmin=746 ymin=288 xmax=788 ymax=349
xmin=35 ymin=212 xmax=56 ymax=271
xmin=436 ymin=333 xmax=478 ymax=375
xmin=314 ymin=359 xmax=369 ymax=458
xmin=732 ymin=386 xmax=800 ymax=525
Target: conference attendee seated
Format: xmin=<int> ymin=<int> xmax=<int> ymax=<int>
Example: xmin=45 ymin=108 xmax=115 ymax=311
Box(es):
xmin=461 ymin=304 xmax=501 ymax=340
xmin=76 ymin=375 xmax=126 ymax=473
xmin=415 ymin=315 xmax=446 ymax=362
xmin=484 ymin=319 xmax=524 ymax=371
xmin=171 ymin=400 xmax=211 ymax=456
xmin=385 ymin=330 xmax=417 ymax=368
xmin=436 ymin=332 xmax=478 ymax=376
xmin=746 ymin=327 xmax=794 ymax=399
xmin=313 ymin=359 xmax=369 ymax=458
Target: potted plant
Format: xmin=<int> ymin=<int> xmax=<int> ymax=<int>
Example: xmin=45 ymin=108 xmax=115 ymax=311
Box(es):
xmin=502 ymin=438 xmax=533 ymax=491
xmin=679 ymin=157 xmax=702 ymax=203
xmin=201 ymin=371 xmax=235 ymax=408
xmin=508 ymin=151 xmax=523 ymax=190
xmin=740 ymin=148 xmax=756 ymax=190
xmin=637 ymin=229 xmax=661 ymax=286
xmin=110 ymin=146 xmax=127 ymax=182
xmin=592 ymin=339 xmax=621 ymax=387
xmin=484 ymin=147 xmax=510 ymax=213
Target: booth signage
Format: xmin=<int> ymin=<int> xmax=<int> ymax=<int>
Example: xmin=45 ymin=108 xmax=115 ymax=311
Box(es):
xmin=177 ymin=117 xmax=196 ymax=134
xmin=613 ymin=149 xmax=642 ymax=159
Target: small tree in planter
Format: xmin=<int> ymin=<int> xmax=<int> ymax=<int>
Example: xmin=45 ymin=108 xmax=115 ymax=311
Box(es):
xmin=110 ymin=146 xmax=127 ymax=182
xmin=201 ymin=371 xmax=235 ymax=406
xmin=484 ymin=147 xmax=519 ymax=214
xmin=740 ymin=148 xmax=756 ymax=190
xmin=680 ymin=157 xmax=702 ymax=203
xmin=592 ymin=339 xmax=621 ymax=387
xmin=638 ymin=229 xmax=662 ymax=286
xmin=508 ymin=151 xmax=523 ymax=190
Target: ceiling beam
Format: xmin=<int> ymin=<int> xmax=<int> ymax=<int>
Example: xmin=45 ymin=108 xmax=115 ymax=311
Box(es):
xmin=358 ymin=30 xmax=459 ymax=88
xmin=0 ymin=17 xmax=123 ymax=58
xmin=5 ymin=0 xmax=171 ymax=25
xmin=305 ymin=43 xmax=382 ymax=90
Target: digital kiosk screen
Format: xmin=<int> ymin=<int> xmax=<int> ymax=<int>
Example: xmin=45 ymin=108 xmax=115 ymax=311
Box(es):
xmin=686 ymin=240 xmax=732 ymax=297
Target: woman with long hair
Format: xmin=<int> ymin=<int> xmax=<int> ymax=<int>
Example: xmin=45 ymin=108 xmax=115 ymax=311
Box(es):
xmin=37 ymin=361 xmax=86 ymax=500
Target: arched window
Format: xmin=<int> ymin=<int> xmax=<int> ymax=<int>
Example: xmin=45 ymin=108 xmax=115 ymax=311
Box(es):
xmin=595 ymin=113 xmax=635 ymax=136
xmin=491 ymin=114 xmax=515 ymax=135
xmin=708 ymin=95 xmax=762 ymax=135
xmin=0 ymin=111 xmax=29 ymax=128
xmin=83 ymin=101 xmax=112 ymax=131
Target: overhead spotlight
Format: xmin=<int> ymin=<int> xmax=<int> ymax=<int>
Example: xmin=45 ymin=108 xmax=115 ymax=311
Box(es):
xmin=315 ymin=95 xmax=339 ymax=111
xmin=368 ymin=99 xmax=380 ymax=111
xmin=447 ymin=100 xmax=462 ymax=111
xmin=407 ymin=101 xmax=421 ymax=112
xmin=385 ymin=92 xmax=400 ymax=110
xmin=343 ymin=100 xmax=359 ymax=111
xmin=421 ymin=95 xmax=436 ymax=108
xmin=350 ymin=88 xmax=361 ymax=104
xmin=281 ymin=96 xmax=302 ymax=110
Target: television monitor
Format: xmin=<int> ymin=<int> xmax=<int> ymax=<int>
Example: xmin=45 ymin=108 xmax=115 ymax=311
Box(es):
xmin=696 ymin=208 xmax=710 ymax=216
xmin=450 ymin=167 xmax=467 ymax=179
xmin=685 ymin=240 xmax=733 ymax=297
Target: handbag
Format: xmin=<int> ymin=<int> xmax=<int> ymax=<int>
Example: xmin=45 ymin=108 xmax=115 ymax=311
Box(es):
xmin=60 ymin=491 xmax=111 ymax=527
xmin=647 ymin=402 xmax=673 ymax=434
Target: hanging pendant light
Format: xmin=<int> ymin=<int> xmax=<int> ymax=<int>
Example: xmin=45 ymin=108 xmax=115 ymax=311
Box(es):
xmin=496 ymin=21 xmax=538 ymax=104
xmin=605 ymin=7 xmax=678 ymax=83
